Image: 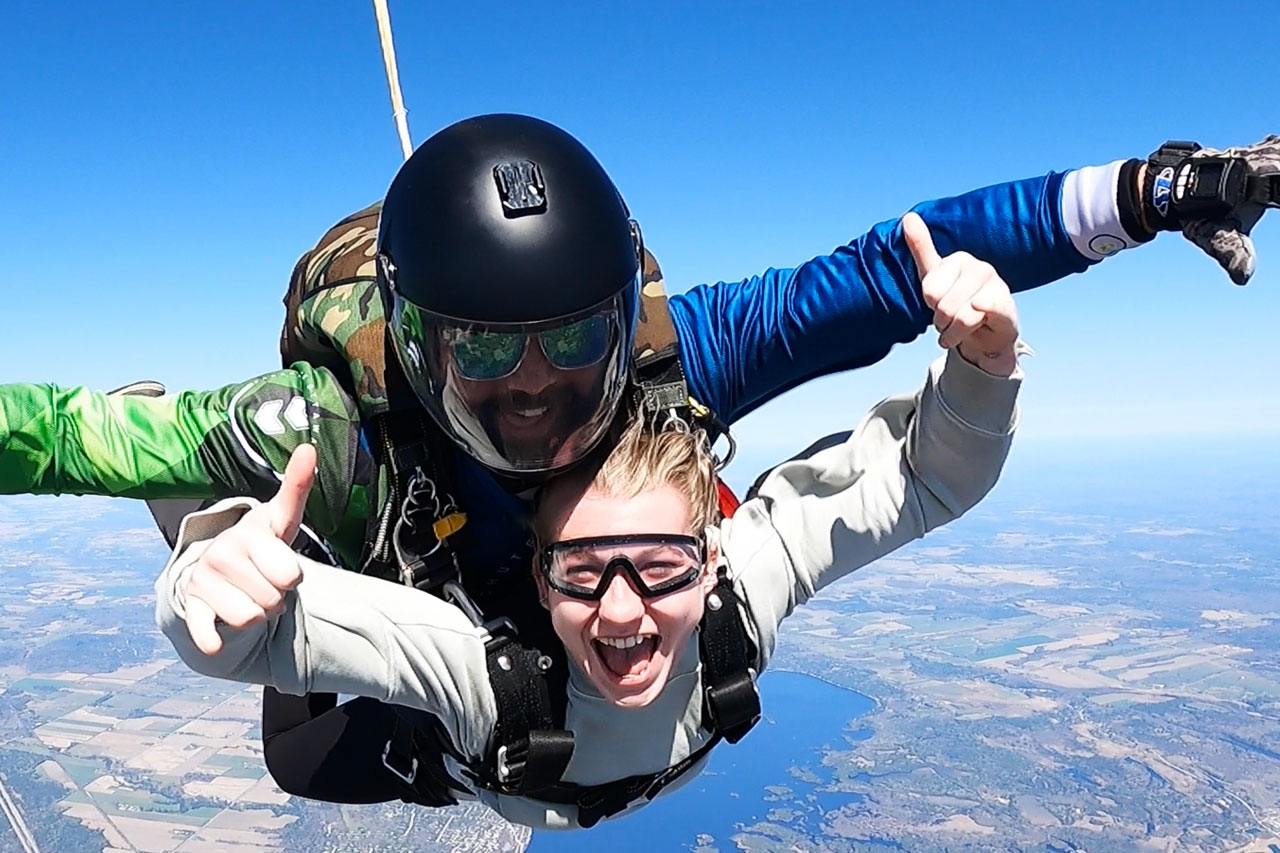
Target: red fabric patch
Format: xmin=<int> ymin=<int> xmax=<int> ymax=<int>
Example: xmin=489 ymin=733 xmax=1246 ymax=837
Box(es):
xmin=716 ymin=478 xmax=740 ymax=518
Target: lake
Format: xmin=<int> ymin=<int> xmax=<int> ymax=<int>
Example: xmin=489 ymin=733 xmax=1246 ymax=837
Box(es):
xmin=531 ymin=669 xmax=874 ymax=851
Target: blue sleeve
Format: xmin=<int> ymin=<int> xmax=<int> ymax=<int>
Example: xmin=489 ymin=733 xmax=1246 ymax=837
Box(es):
xmin=671 ymin=171 xmax=1090 ymax=424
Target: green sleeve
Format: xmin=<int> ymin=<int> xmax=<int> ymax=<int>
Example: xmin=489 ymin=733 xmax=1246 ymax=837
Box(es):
xmin=0 ymin=364 xmax=366 ymax=540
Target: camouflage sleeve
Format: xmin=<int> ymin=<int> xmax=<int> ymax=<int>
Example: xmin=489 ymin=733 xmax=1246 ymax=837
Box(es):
xmin=0 ymin=365 xmax=366 ymax=540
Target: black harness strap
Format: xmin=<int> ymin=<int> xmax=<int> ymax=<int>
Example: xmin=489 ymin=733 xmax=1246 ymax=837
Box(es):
xmin=630 ymin=248 xmax=733 ymax=462
xmin=386 ymin=414 xmax=465 ymax=593
xmin=381 ymin=711 xmax=471 ymax=807
xmin=529 ymin=730 xmax=725 ymax=828
xmin=632 ymin=333 xmax=694 ymax=430
xmin=480 ymin=632 xmax=575 ymax=795
xmin=381 ymin=710 xmax=419 ymax=787
xmin=367 ymin=405 xmax=577 ymax=800
xmin=698 ymin=572 xmax=761 ymax=744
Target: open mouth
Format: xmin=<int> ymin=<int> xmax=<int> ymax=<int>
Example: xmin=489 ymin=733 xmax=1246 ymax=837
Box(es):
xmin=593 ymin=634 xmax=661 ymax=682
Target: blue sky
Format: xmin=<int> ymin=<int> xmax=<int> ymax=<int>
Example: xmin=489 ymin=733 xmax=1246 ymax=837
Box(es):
xmin=3 ymin=0 xmax=1278 ymax=479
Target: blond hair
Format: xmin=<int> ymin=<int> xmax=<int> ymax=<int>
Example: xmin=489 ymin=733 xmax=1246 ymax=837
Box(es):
xmin=535 ymin=415 xmax=720 ymax=544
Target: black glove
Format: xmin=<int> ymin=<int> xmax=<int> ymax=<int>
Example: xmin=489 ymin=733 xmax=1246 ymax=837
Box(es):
xmin=1142 ymin=136 xmax=1280 ymax=284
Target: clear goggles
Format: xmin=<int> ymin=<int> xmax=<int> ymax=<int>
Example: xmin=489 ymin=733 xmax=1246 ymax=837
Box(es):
xmin=538 ymin=534 xmax=706 ymax=601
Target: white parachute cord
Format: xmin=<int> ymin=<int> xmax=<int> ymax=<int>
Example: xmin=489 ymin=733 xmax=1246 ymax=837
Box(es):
xmin=372 ymin=0 xmax=413 ymax=160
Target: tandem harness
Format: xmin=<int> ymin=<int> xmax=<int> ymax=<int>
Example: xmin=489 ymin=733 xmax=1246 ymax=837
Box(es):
xmin=359 ymin=261 xmax=759 ymax=825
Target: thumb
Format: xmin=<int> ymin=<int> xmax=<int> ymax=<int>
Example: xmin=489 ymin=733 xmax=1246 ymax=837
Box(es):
xmin=1184 ymin=219 xmax=1256 ymax=286
xmin=902 ymin=212 xmax=943 ymax=279
xmin=185 ymin=595 xmax=224 ymax=656
xmin=267 ymin=443 xmax=317 ymax=543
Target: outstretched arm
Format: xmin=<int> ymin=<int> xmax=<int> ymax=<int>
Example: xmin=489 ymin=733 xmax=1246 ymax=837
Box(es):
xmin=0 ymin=365 xmax=366 ymax=547
xmin=674 ymin=135 xmax=1277 ymax=423
xmin=672 ymin=170 xmax=1070 ymax=422
xmin=725 ymin=220 xmax=1024 ymax=669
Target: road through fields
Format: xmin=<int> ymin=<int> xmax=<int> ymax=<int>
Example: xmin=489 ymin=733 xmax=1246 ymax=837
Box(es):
xmin=0 ymin=773 xmax=40 ymax=853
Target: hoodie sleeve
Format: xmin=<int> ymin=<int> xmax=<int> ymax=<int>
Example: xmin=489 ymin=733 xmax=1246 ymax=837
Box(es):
xmin=153 ymin=498 xmax=497 ymax=763
xmin=724 ymin=348 xmax=1022 ymax=670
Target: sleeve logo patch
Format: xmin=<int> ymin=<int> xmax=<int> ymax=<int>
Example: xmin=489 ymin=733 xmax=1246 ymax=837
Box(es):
xmin=1088 ymin=234 xmax=1127 ymax=256
xmin=252 ymin=397 xmax=310 ymax=436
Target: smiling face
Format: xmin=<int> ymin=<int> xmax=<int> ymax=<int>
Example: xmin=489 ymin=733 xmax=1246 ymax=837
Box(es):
xmin=536 ymin=483 xmax=717 ymax=707
xmin=449 ymin=334 xmax=611 ymax=468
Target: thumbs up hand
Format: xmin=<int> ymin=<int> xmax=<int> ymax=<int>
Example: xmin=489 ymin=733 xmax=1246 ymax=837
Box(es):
xmin=183 ymin=444 xmax=317 ymax=655
xmin=903 ymin=212 xmax=1021 ymax=377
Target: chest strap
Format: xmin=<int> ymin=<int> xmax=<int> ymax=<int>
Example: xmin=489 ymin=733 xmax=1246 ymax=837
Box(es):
xmin=528 ymin=731 xmax=723 ymax=828
xmin=370 ymin=410 xmax=576 ymax=798
xmin=698 ymin=571 xmax=761 ymax=744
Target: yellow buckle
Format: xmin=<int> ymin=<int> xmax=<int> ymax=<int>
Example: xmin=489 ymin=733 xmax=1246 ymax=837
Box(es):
xmin=432 ymin=512 xmax=467 ymax=540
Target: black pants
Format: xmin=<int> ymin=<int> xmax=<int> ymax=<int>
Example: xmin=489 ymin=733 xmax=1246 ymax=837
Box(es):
xmin=261 ymin=688 xmax=457 ymax=806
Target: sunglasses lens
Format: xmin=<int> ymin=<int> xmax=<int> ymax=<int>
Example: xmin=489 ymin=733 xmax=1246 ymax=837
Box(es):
xmin=453 ymin=330 xmax=525 ymax=380
xmin=539 ymin=315 xmax=611 ymax=370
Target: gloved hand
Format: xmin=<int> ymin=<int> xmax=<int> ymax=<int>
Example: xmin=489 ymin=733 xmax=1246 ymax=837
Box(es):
xmin=1182 ymin=136 xmax=1280 ymax=285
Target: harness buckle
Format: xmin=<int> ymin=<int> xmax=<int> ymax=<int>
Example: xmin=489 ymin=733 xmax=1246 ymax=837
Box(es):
xmin=479 ymin=615 xmax=523 ymax=672
xmin=381 ymin=739 xmax=419 ymax=785
xmin=495 ymin=744 xmax=513 ymax=783
xmin=704 ymin=670 xmax=762 ymax=742
xmin=482 ymin=616 xmax=520 ymax=650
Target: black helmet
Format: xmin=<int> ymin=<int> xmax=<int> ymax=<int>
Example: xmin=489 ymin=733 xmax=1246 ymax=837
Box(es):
xmin=380 ymin=114 xmax=641 ymax=476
